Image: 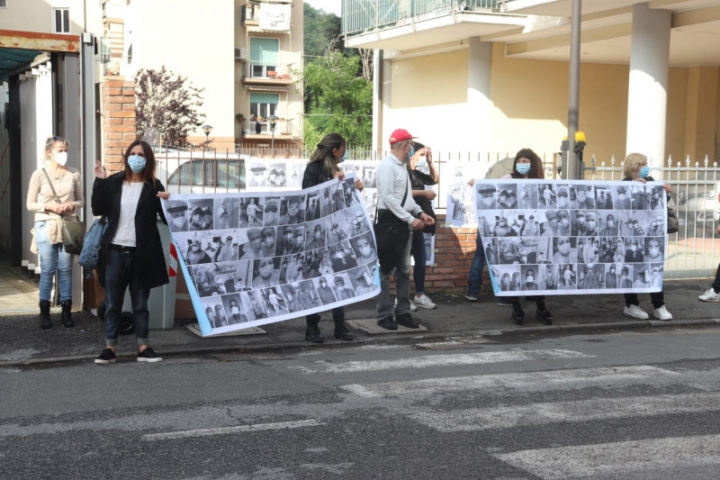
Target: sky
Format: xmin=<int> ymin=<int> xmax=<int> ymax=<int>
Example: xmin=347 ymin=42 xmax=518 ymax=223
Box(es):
xmin=304 ymin=0 xmax=341 ymax=16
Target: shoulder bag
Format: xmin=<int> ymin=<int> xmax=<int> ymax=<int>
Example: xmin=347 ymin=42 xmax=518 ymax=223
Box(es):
xmin=78 ymin=216 xmax=108 ymax=271
xmin=42 ymin=169 xmax=86 ymax=255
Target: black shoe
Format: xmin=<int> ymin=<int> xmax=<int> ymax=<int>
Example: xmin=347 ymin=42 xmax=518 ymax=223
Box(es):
xmin=396 ymin=313 xmax=420 ymax=329
xmin=536 ymin=309 xmax=553 ymax=325
xmin=377 ymin=316 xmax=398 ymax=330
xmin=94 ymin=348 xmax=116 ymax=365
xmin=333 ymin=320 xmax=354 ymax=341
xmin=39 ymin=300 xmax=51 ymax=329
xmin=137 ymin=347 xmax=163 ymax=362
xmin=60 ymin=300 xmax=74 ymax=328
xmin=511 ymin=307 xmax=525 ymax=325
xmin=305 ymin=327 xmax=324 ymax=343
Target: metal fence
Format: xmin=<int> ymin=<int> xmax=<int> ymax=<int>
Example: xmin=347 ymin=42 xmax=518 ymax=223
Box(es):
xmin=341 ymin=0 xmax=506 ymax=36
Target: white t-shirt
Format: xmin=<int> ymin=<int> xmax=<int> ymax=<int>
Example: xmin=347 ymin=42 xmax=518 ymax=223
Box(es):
xmin=111 ymin=182 xmax=144 ymax=247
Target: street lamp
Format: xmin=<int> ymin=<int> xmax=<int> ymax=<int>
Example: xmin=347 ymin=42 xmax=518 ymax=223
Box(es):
xmin=268 ymin=115 xmax=279 ymax=156
xmin=202 ymin=124 xmax=213 ymax=144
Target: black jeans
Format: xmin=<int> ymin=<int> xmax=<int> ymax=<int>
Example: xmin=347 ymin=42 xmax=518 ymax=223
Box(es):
xmin=713 ymin=265 xmax=720 ymax=293
xmin=624 ymin=292 xmax=664 ymax=309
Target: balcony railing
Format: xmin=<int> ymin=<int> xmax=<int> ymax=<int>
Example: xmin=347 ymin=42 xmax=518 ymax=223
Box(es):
xmin=241 ymin=62 xmax=294 ymax=83
xmin=241 ymin=3 xmax=292 ymax=31
xmin=341 ymin=0 xmax=505 ymax=35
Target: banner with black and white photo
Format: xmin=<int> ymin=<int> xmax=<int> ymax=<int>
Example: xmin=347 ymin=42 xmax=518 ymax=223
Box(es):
xmin=470 ymin=179 xmax=667 ymax=296
xmin=162 ymin=175 xmax=380 ymax=336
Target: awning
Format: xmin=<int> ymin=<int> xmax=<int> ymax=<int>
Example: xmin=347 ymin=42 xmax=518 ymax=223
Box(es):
xmin=246 ymin=86 xmax=288 ymax=93
xmin=0 ymin=48 xmax=42 ymax=81
xmin=0 ymin=29 xmax=81 ymax=81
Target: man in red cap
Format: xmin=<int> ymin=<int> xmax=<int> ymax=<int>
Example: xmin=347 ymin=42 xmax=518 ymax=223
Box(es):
xmin=374 ymin=128 xmax=435 ymax=330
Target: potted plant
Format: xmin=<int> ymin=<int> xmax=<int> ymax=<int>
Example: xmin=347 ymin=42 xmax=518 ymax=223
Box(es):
xmin=235 ymin=113 xmax=245 ymax=123
xmin=267 ymin=70 xmax=278 ymax=78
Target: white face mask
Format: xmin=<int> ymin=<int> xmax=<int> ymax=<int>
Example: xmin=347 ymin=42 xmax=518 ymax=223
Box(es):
xmin=230 ymin=306 xmax=240 ymax=315
xmin=54 ymin=152 xmax=68 ymax=166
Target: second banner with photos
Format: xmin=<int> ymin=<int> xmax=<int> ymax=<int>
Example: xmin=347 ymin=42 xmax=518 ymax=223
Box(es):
xmin=162 ymin=175 xmax=380 ymax=336
xmin=471 ymin=179 xmax=667 ymax=296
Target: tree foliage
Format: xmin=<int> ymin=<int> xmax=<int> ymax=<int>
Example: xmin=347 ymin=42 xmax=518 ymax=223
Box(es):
xmin=135 ymin=66 xmax=206 ymax=145
xmin=301 ymin=52 xmax=372 ymax=147
xmin=303 ymin=3 xmax=343 ymax=59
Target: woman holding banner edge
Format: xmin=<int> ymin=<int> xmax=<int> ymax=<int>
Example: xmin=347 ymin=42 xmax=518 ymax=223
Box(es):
xmin=501 ymin=148 xmax=554 ymax=326
xmin=301 ymin=133 xmax=364 ymax=343
xmin=621 ymin=153 xmax=673 ymax=321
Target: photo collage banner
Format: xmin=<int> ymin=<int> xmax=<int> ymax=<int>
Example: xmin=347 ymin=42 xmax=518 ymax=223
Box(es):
xmin=339 ymin=160 xmax=437 ymax=266
xmin=470 ymin=179 xmax=667 ymax=296
xmin=162 ymin=174 xmax=381 ymax=336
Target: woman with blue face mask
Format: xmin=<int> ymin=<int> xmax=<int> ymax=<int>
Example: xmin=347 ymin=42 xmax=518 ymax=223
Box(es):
xmin=301 ymin=133 xmax=364 ymax=343
xmin=27 ymin=135 xmax=85 ymax=329
xmin=501 ymin=148 xmax=554 ymax=326
xmin=621 ymin=152 xmax=673 ymax=322
xmin=91 ymin=140 xmax=172 ymax=365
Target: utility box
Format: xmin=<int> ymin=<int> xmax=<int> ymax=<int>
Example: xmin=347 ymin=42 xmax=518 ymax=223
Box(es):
xmin=123 ymin=220 xmax=176 ymax=330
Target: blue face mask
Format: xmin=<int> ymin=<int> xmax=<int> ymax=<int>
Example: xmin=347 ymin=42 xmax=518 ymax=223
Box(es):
xmin=414 ymin=156 xmax=427 ymax=168
xmin=407 ymin=146 xmax=415 ymax=161
xmin=639 ymin=166 xmax=650 ymax=179
xmin=339 ymin=150 xmax=348 ymax=163
xmin=128 ymin=154 xmax=146 ymax=173
xmin=516 ymin=163 xmax=531 ymax=175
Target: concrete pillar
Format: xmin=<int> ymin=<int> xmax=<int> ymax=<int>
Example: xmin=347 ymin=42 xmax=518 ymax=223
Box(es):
xmin=467 ymin=37 xmax=493 ymax=152
xmin=625 ymin=3 xmax=671 ymax=178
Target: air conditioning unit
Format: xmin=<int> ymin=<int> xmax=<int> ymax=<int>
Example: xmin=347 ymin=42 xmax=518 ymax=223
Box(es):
xmin=234 ymin=47 xmax=247 ymax=61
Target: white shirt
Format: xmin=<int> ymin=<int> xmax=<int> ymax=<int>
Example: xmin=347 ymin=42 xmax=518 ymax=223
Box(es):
xmin=376 ymin=153 xmax=422 ymax=224
xmin=111 ymin=182 xmax=144 ymax=247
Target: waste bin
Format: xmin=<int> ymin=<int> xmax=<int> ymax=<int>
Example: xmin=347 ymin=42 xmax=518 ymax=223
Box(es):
xmin=122 ymin=220 xmax=177 ymax=329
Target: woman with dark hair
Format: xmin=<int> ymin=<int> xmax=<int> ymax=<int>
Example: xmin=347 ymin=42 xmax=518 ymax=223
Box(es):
xmin=92 ymin=140 xmax=171 ymax=364
xmin=502 ymin=148 xmax=554 ymax=326
xmin=301 ymin=133 xmax=363 ymax=343
xmin=27 ymin=135 xmax=85 ymax=329
xmin=407 ymin=142 xmax=439 ymax=310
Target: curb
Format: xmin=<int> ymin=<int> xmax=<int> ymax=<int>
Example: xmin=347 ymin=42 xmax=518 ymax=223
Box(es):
xmin=3 ymin=317 xmax=720 ymax=369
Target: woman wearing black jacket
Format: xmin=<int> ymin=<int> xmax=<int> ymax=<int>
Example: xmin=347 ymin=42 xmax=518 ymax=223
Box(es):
xmin=301 ymin=133 xmax=363 ymax=343
xmin=92 ymin=140 xmax=171 ymax=364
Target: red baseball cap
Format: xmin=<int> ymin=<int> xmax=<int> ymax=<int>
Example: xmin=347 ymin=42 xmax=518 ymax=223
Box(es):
xmin=389 ymin=128 xmax=416 ymax=145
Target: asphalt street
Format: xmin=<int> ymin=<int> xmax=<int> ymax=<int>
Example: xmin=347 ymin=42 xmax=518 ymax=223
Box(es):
xmin=4 ymin=327 xmax=720 ymax=479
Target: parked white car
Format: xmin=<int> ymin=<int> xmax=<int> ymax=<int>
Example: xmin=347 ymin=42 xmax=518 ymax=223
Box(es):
xmin=156 ymin=153 xmax=248 ymax=195
xmin=672 ymin=181 xmax=720 ymax=225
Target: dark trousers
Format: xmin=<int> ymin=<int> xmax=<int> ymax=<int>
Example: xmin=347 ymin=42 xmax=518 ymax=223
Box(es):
xmin=410 ymin=230 xmax=427 ymax=294
xmin=624 ymin=292 xmax=665 ymax=309
xmin=306 ymin=307 xmax=345 ymax=329
xmin=713 ymin=265 xmax=720 ymax=293
xmin=104 ymin=248 xmax=150 ymax=346
xmin=467 ymin=229 xmax=485 ymax=297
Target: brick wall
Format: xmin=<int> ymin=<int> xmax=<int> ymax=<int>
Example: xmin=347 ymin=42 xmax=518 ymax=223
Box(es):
xmin=101 ymin=78 xmax=137 ymax=174
xmin=422 ymin=215 xmax=485 ymax=293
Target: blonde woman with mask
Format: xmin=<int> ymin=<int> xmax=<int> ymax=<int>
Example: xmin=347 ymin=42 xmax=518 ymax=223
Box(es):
xmin=27 ymin=136 xmax=85 ymax=329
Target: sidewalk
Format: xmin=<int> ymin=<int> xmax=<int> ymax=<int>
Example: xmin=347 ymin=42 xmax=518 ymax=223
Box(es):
xmin=2 ymin=260 xmax=720 ymax=367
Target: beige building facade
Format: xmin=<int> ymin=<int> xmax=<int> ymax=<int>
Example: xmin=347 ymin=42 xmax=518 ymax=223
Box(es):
xmin=343 ymin=0 xmax=720 ymax=169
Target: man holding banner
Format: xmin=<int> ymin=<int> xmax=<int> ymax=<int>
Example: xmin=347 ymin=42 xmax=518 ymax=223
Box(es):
xmin=374 ymin=129 xmax=435 ymax=331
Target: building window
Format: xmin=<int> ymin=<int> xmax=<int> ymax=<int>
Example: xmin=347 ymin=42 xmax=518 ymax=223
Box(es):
xmin=250 ymin=93 xmax=279 ymax=134
xmin=53 ymin=8 xmax=70 ymax=33
xmin=249 ymin=37 xmax=279 ymax=78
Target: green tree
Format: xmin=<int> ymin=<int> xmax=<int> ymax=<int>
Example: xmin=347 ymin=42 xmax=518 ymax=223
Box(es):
xmin=303 ymin=3 xmax=343 ymax=59
xmin=301 ymin=52 xmax=372 ymax=147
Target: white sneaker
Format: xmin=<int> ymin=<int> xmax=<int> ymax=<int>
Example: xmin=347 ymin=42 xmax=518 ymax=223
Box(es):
xmin=394 ymin=298 xmax=417 ymax=312
xmin=653 ymin=305 xmax=673 ymax=321
xmin=623 ymin=305 xmax=649 ymax=320
xmin=699 ymin=289 xmax=720 ymax=302
xmin=414 ymin=294 xmax=437 ymax=310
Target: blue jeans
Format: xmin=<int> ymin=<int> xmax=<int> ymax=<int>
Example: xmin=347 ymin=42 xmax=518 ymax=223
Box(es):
xmin=467 ymin=229 xmax=485 ymax=297
xmin=35 ymin=221 xmax=73 ymax=302
xmin=104 ymin=247 xmax=150 ymax=346
xmin=411 ymin=230 xmax=426 ymax=294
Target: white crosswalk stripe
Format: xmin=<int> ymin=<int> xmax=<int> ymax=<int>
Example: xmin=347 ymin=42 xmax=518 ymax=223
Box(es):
xmin=341 ymin=365 xmax=677 ymax=398
xmin=494 ymin=435 xmax=720 ymax=480
xmin=291 ymin=349 xmax=592 ymax=374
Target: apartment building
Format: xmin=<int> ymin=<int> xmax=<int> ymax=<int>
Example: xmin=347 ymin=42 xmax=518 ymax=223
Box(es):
xmin=102 ymin=0 xmax=303 ymax=151
xmin=343 ymin=0 xmax=720 ymax=170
